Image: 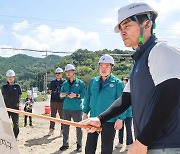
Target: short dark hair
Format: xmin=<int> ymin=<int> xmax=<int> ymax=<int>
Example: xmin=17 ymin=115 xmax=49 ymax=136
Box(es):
xmin=130 ymin=14 xmax=155 ymax=34
xmin=129 ymin=14 xmax=149 ymax=24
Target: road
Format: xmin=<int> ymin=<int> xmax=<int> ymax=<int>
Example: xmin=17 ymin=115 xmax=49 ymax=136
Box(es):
xmin=20 ymin=95 xmax=51 ymax=115
xmin=33 ymin=95 xmax=51 ymax=114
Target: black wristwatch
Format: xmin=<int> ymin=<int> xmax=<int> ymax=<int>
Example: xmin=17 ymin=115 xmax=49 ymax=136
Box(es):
xmin=76 ymin=94 xmax=79 ymax=98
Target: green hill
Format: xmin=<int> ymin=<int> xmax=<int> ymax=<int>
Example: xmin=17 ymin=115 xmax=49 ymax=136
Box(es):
xmin=52 ymin=49 xmax=134 ymax=86
xmin=0 ymin=49 xmax=134 ymax=91
xmin=0 ymin=54 xmax=62 ymax=90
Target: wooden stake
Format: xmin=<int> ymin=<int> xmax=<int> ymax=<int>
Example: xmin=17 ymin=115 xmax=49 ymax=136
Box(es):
xmin=6 ymin=108 xmax=102 ymax=132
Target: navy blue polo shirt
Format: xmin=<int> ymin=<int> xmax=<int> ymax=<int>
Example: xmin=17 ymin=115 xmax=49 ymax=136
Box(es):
xmin=124 ymin=35 xmax=180 ymax=149
xmin=49 ymin=79 xmax=65 ymax=102
xmin=2 ymin=82 xmax=22 ymax=109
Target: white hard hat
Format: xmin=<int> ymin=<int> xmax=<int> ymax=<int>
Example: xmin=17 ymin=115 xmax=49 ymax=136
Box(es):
xmin=55 ymin=67 xmax=63 ymax=73
xmin=99 ymin=54 xmax=115 ymax=65
xmin=65 ymin=64 xmax=76 ymax=71
xmin=6 ymin=69 xmax=15 ymax=77
xmin=27 ymin=91 xmax=32 ymax=96
xmin=114 ymin=2 xmax=158 ymax=33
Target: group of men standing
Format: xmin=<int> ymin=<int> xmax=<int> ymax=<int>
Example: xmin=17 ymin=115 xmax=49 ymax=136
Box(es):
xmin=48 ymin=63 xmax=86 ymax=152
xmin=48 ymin=55 xmax=129 ymax=153
xmin=1 ymin=53 xmax=130 ymax=153
xmin=50 ymin=2 xmax=180 ymax=154
xmin=1 ymin=2 xmax=180 ymax=154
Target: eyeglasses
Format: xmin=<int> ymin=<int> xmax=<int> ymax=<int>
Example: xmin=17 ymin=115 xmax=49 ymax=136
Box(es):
xmin=55 ymin=73 xmax=61 ymax=75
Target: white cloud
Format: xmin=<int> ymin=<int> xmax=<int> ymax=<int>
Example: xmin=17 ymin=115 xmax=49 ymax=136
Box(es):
xmin=14 ymin=33 xmax=49 ymax=50
xmin=12 ymin=25 xmax=101 ymax=57
xmin=12 ymin=20 xmax=29 ymax=31
xmin=0 ymin=25 xmax=5 ymax=32
xmin=35 ymin=25 xmax=52 ymax=41
xmin=100 ymin=5 xmax=119 ymax=26
xmin=100 ymin=7 xmax=119 ymax=33
xmin=52 ymin=27 xmax=100 ymax=49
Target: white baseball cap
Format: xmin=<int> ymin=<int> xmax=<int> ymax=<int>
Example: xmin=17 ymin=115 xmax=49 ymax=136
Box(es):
xmin=65 ymin=64 xmax=76 ymax=71
xmin=27 ymin=91 xmax=32 ymax=96
xmin=55 ymin=67 xmax=63 ymax=73
xmin=6 ymin=69 xmax=15 ymax=77
xmin=99 ymin=54 xmax=115 ymax=65
xmin=114 ymin=2 xmax=158 ymax=33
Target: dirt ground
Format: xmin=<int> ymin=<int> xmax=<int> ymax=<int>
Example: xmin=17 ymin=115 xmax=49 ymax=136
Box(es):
xmin=17 ymin=117 xmax=128 ymax=154
xmin=17 ymin=98 xmax=130 ymax=154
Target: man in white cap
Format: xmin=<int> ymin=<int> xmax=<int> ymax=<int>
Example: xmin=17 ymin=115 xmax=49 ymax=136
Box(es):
xmin=81 ymin=2 xmax=180 ymax=154
xmin=82 ymin=54 xmax=126 ymax=154
xmin=48 ymin=67 xmax=65 ymax=136
xmin=59 ymin=64 xmax=86 ymax=152
xmin=1 ymin=69 xmax=22 ymax=139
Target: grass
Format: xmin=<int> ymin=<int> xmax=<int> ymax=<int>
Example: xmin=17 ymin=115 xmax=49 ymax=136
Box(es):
xmin=20 ymin=92 xmax=48 ymax=103
xmin=21 ymin=92 xmax=27 ymax=99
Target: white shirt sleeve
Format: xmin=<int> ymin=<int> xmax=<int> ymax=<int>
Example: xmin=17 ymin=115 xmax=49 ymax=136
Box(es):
xmin=148 ymin=42 xmax=180 ymax=86
xmin=123 ymin=80 xmax=130 ymax=92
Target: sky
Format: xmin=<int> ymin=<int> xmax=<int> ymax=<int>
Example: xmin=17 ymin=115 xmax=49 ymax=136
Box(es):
xmin=0 ymin=0 xmax=180 ymax=57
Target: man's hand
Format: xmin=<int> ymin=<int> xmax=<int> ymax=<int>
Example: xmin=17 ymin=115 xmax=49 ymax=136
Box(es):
xmin=60 ymin=93 xmax=66 ymax=98
xmin=82 ymin=113 xmax=88 ymax=120
xmin=114 ymin=119 xmax=123 ymax=130
xmin=80 ymin=117 xmax=101 ymax=133
xmin=127 ymin=140 xmax=147 ymax=154
xmin=68 ymin=92 xmax=76 ymax=98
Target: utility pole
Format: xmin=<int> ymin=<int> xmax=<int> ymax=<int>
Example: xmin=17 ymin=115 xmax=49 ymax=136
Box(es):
xmin=42 ymin=50 xmax=48 ymax=97
xmin=45 ymin=50 xmax=48 ymax=97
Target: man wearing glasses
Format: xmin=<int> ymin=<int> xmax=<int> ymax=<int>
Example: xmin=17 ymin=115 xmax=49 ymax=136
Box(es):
xmin=48 ymin=67 xmax=65 ymax=136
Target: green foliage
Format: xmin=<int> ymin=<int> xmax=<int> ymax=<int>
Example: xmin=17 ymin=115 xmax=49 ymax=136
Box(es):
xmin=0 ymin=49 xmax=134 ymax=91
xmin=52 ymin=49 xmax=134 ymax=86
xmin=0 ymin=54 xmax=62 ymax=90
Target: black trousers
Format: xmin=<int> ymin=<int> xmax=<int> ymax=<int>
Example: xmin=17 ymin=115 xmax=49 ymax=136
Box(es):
xmin=24 ymin=109 xmax=32 ymax=125
xmin=8 ymin=111 xmax=19 ymax=139
xmin=85 ymin=122 xmax=116 ymax=154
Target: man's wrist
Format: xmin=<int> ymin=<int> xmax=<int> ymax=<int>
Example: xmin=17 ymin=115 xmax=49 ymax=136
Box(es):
xmin=97 ymin=116 xmax=102 ymax=125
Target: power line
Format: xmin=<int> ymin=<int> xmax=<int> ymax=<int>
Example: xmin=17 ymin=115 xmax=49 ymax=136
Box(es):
xmin=0 ymin=47 xmax=73 ymax=92
xmin=1 ymin=15 xmax=180 ymax=39
xmin=0 ymin=47 xmax=135 ymax=57
xmin=0 ymin=14 xmax=111 ymax=27
xmin=0 ymin=19 xmax=117 ymax=36
xmin=0 ymin=47 xmax=72 ymax=54
xmin=1 ymin=14 xmax=180 ymax=31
